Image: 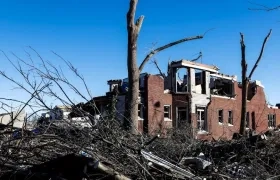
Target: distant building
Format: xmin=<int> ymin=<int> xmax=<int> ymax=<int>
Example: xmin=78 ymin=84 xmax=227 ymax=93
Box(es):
xmin=49 ymin=105 xmax=72 ymax=120
xmin=0 ymin=109 xmax=27 ymax=129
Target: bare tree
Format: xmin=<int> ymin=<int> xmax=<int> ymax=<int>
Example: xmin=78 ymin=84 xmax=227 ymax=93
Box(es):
xmin=126 ymin=0 xmax=206 ymax=133
xmin=239 ymin=29 xmax=272 ymax=135
xmin=0 ymin=49 xmax=152 ymax=179
xmin=248 ymin=1 xmax=280 ymax=11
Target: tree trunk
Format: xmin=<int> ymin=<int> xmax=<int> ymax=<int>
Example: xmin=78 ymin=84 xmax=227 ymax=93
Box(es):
xmin=126 ymin=0 xmax=141 ymax=134
xmin=127 ymin=39 xmax=140 ymax=134
xmin=240 ymin=79 xmax=248 ymax=135
xmin=239 ymin=33 xmax=247 ymax=136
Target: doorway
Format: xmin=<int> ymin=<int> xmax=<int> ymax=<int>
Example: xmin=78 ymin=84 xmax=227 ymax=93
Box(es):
xmin=177 ymin=107 xmax=188 ymax=128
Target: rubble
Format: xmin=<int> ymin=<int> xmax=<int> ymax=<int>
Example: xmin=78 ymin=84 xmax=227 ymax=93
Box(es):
xmin=0 ymin=118 xmax=280 ymax=179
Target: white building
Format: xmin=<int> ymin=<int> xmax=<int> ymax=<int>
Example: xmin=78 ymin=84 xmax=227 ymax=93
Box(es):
xmin=0 ymin=109 xmax=27 ymax=129
xmin=49 ymin=105 xmax=72 ymax=120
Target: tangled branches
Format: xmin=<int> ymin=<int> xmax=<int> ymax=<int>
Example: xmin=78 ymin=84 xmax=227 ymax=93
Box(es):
xmin=1 ymin=49 xmax=280 ymax=179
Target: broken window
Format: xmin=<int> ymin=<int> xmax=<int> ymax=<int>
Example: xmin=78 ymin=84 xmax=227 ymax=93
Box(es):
xmin=218 ymin=109 xmax=223 ymax=123
xmin=175 ymin=68 xmax=188 ymax=93
xmin=164 ymin=105 xmax=171 ymax=119
xmin=252 ymin=112 xmax=256 ymax=130
xmin=268 ymin=114 xmax=276 ymax=128
xmin=194 ymin=70 xmax=206 ymax=94
xmin=246 ymin=112 xmax=250 ymax=128
xmin=210 ymin=77 xmax=234 ymax=97
xmin=228 ymin=110 xmax=233 ymax=125
xmin=196 ymin=107 xmax=206 ymax=131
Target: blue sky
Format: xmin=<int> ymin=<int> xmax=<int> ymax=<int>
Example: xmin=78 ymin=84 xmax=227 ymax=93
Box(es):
xmin=0 ymin=0 xmax=280 ymax=109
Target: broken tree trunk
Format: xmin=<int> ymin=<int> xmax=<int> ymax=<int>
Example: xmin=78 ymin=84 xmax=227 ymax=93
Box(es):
xmin=126 ymin=0 xmax=143 ymax=134
xmin=239 ymin=29 xmax=272 ymax=135
xmin=126 ymin=0 xmax=205 ymax=134
xmin=240 ymin=33 xmax=247 ymax=136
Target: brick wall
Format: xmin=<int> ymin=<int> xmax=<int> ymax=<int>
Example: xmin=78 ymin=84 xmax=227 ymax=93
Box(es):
xmin=146 ymin=75 xmax=172 ymax=135
xmin=205 ymin=82 xmax=280 ymax=140
xmin=93 ymin=76 xmax=280 ymax=140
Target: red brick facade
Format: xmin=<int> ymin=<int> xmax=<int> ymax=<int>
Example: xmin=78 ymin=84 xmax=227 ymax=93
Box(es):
xmin=91 ymin=73 xmax=279 ymax=140
xmin=145 ymin=75 xmax=280 ymax=140
xmin=145 ymin=75 xmax=172 ymax=135
xmin=204 ymin=82 xmax=280 ymax=140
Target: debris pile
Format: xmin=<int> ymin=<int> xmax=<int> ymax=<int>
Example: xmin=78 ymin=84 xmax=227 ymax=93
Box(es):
xmin=147 ymin=130 xmax=280 ymax=179
xmin=1 ymin=120 xmax=280 ymax=179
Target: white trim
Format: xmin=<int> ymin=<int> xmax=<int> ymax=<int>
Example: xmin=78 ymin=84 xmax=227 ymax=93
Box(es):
xmin=210 ymin=73 xmax=237 ymax=81
xmin=164 ymin=118 xmax=172 ymax=121
xmin=138 ymin=117 xmax=144 ymax=121
xmin=197 ymin=130 xmax=208 ymax=135
xmin=218 ymin=122 xmax=224 ymax=126
xmin=196 ymin=105 xmax=207 ymax=108
xmin=228 ymin=123 xmax=233 ymax=127
xmin=211 ymin=95 xmax=236 ymax=100
xmin=181 ymin=61 xmax=219 ymax=73
xmin=267 ymin=105 xmax=278 ymax=109
xmin=255 ymin=80 xmax=264 ymax=88
xmin=164 ymin=89 xmax=170 ymax=94
xmin=171 ymin=60 xmax=219 ymax=72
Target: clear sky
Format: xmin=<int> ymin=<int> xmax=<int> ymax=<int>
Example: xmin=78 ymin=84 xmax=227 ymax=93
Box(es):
xmin=0 ymin=0 xmax=280 ymax=110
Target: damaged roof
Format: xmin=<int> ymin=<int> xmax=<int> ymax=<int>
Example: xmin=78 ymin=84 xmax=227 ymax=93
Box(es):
xmin=171 ymin=59 xmax=219 ymax=73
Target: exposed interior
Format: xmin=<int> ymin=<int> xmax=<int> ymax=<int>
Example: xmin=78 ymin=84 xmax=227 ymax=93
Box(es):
xmin=210 ymin=76 xmax=234 ymax=97
xmin=194 ymin=69 xmax=206 ymax=94
xmin=173 ymin=67 xmax=189 ymax=93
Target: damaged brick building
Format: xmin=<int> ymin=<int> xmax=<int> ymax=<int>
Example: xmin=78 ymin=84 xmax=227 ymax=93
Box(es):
xmin=90 ymin=60 xmax=280 ymax=140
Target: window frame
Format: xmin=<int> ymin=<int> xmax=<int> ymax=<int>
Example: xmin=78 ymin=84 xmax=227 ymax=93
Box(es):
xmin=196 ymin=106 xmax=207 ymax=132
xmin=246 ymin=112 xmax=250 ymax=128
xmin=164 ymin=105 xmax=171 ymax=120
xmin=228 ymin=110 xmax=233 ymax=125
xmin=218 ymin=109 xmax=223 ymax=124
xmin=268 ymin=113 xmax=276 ymax=128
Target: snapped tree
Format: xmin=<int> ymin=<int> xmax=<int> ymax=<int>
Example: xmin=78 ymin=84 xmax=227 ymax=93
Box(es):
xmin=239 ymin=29 xmax=272 ymax=135
xmin=126 ymin=0 xmax=206 ymax=134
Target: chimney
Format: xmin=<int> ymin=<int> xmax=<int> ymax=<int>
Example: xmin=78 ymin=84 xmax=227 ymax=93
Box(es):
xmin=107 ymin=79 xmax=122 ymax=92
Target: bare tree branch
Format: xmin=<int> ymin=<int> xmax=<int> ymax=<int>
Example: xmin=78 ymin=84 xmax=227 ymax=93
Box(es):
xmin=248 ymin=29 xmax=272 ymax=79
xmin=52 ymin=51 xmax=93 ymax=101
xmin=239 ymin=29 xmax=272 ymax=135
xmin=248 ymin=1 xmax=280 ymax=11
xmin=152 ymin=59 xmax=166 ymax=78
xmin=190 ymin=51 xmax=202 ymax=62
xmin=127 ymin=0 xmax=138 ymax=29
xmin=139 ymin=35 xmax=203 ymax=72
xmin=135 ymin=16 xmax=144 ymax=34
